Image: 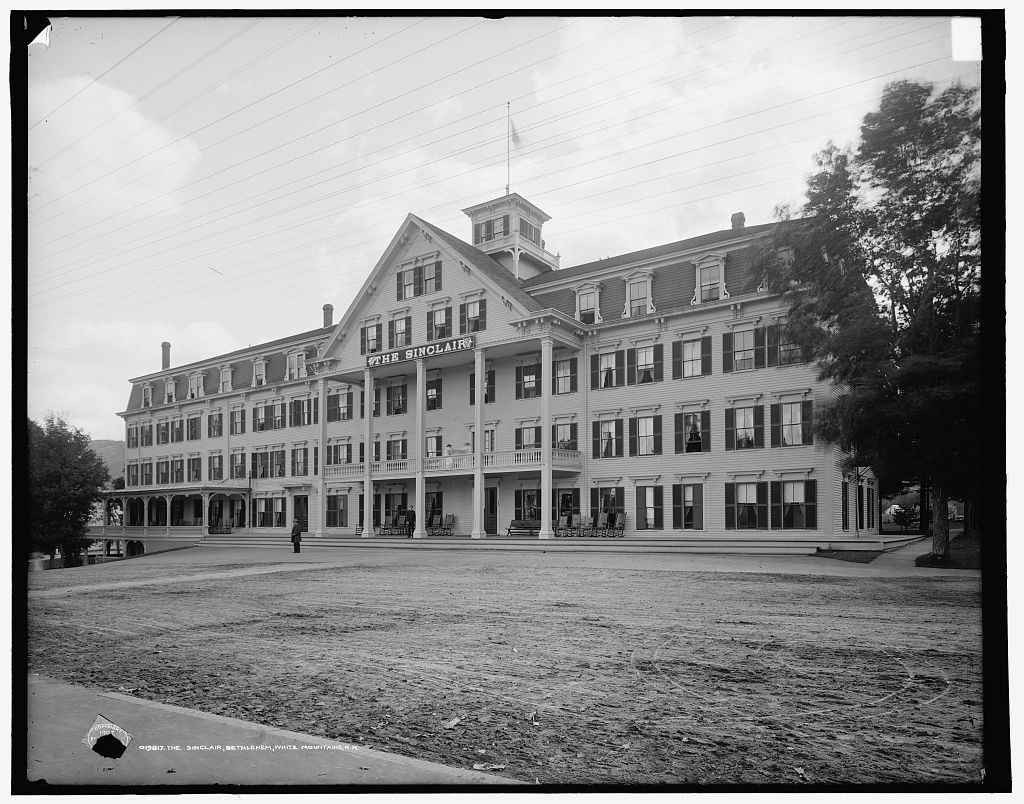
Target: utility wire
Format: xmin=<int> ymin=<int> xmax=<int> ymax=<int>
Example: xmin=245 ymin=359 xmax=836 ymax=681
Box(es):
xmin=28 ymin=17 xmax=181 ymax=130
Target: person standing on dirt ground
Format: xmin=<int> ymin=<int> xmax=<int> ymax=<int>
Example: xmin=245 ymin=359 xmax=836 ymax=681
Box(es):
xmin=406 ymin=506 xmax=416 ymax=538
xmin=290 ymin=517 xmax=302 ymax=553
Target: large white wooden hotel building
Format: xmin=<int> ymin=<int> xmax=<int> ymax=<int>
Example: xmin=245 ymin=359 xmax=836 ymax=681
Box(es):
xmin=98 ymin=192 xmax=879 ymax=554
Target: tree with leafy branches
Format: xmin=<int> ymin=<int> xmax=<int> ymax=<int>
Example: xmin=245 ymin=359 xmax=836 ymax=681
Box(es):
xmin=765 ymin=79 xmax=981 ymax=559
xmin=28 ymin=414 xmax=110 ymax=566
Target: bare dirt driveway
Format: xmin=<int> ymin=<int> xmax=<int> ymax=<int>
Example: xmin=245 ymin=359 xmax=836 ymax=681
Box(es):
xmin=26 ymin=546 xmax=984 ymax=786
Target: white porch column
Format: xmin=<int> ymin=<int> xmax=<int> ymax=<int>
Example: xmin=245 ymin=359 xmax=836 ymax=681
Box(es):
xmin=471 ymin=348 xmax=486 ymax=539
xmin=201 ymin=492 xmax=210 ymax=532
xmin=539 ymin=336 xmax=554 ymax=539
xmin=363 ymin=368 xmax=374 ymax=538
xmin=413 ymin=359 xmax=427 ymax=538
xmin=316 ymin=375 xmax=327 ymax=537
xmin=165 ymin=494 xmax=173 ymax=536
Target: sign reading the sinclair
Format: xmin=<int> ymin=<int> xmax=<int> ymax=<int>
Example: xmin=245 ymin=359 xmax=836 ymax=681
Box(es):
xmin=365 ymin=336 xmax=475 ymax=367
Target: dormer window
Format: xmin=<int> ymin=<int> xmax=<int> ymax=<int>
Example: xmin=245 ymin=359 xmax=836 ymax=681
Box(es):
xmin=519 ymin=218 xmax=541 ymax=245
xmin=188 ymin=373 xmax=205 ymax=400
xmin=164 ymin=379 xmax=176 ymax=404
xmin=575 ymin=283 xmax=603 ymax=325
xmin=287 ymin=352 xmax=306 ymax=380
xmin=692 ymin=254 xmax=729 ymax=305
xmin=142 ymin=384 xmax=153 ymax=408
xmin=252 ymin=358 xmax=267 ymax=387
xmin=219 ymin=366 xmax=232 ymax=394
xmin=622 ymin=271 xmax=655 ymax=318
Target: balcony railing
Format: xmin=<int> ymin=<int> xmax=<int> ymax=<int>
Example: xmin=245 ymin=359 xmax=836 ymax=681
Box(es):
xmin=322 ymin=449 xmax=584 ymax=479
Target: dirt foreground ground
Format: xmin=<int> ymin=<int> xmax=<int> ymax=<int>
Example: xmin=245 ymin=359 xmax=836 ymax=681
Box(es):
xmin=26 ymin=547 xmax=984 ymax=787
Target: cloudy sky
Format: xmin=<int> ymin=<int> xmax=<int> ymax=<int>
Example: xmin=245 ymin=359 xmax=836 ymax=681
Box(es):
xmin=26 ymin=13 xmax=981 ymax=441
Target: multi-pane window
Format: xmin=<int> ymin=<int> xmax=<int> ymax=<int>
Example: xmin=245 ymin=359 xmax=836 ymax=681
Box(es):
xmin=386 ymin=439 xmax=408 ymax=461
xmin=287 ymin=353 xmax=306 ymax=380
xmin=170 ymin=420 xmax=183 ymax=443
xmin=270 ymin=450 xmax=285 ymax=478
xmin=735 ymin=483 xmax=759 ymax=528
xmin=254 ymin=408 xmax=267 ymax=432
xmin=394 ymin=316 xmax=410 ymax=347
xmin=520 ymin=218 xmax=540 ymax=244
xmin=127 ymin=464 xmax=138 ymax=487
xmin=187 ymin=457 xmax=201 ymax=482
xmin=170 ymin=459 xmax=184 ymax=484
xmin=430 ymin=308 xmax=450 ymax=340
xmin=326 ymin=443 xmax=351 ymax=465
xmin=157 ymin=422 xmax=169 ymax=445
xmin=292 ymin=448 xmax=308 ymax=476
xmin=782 ymin=481 xmax=805 ymax=528
xmin=188 ymin=374 xmax=204 ymax=399
xmin=516 ymin=426 xmax=540 ymax=450
xmin=779 ymin=329 xmax=801 ymax=365
xmin=187 ymin=417 xmax=201 ymax=441
xmin=700 ymin=264 xmax=720 ymax=302
xmin=326 ymin=495 xmax=348 ymax=527
xmin=156 ymin=460 xmax=169 ymax=484
xmin=254 ymin=498 xmax=285 ymax=528
xmin=781 ymin=402 xmax=802 ymax=446
xmin=681 ymin=484 xmax=703 ymax=529
xmin=208 ymin=455 xmax=223 ymax=481
xmin=141 ymin=461 xmax=153 ymax=485
xmin=126 ymin=425 xmax=138 ymax=449
xmin=423 ymin=262 xmax=440 ymax=293
xmin=290 ymin=398 xmax=317 ymax=427
xmin=327 ymin=392 xmax=352 ymax=422
xmin=425 ymin=436 xmax=442 ymax=457
xmin=601 ymin=420 xmax=616 ymax=458
xmin=208 ymin=413 xmax=223 ymax=438
xmin=628 ymin=279 xmax=648 ymax=317
xmin=483 ymin=429 xmax=495 ymax=453
xmin=600 ymin=353 xmax=617 ymax=388
xmin=682 ymin=340 xmax=701 ymax=377
xmin=252 ymin=452 xmax=269 ymax=479
xmin=229 ymin=409 xmax=245 ymax=435
xmin=220 ymin=367 xmax=232 ymax=393
xmin=465 ymin=300 xmax=483 ymax=332
xmin=141 ymin=424 xmax=153 ymax=446
xmin=469 ymin=370 xmax=495 ymax=405
xmin=684 ymin=412 xmax=703 ymax=453
xmin=555 ymin=359 xmax=575 ymax=394
xmin=252 ymin=361 xmax=266 ymax=387
xmin=518 ymin=364 xmax=539 ymax=399
xmin=554 ymin=423 xmax=576 ymax=450
xmin=734 ymin=330 xmax=755 ymax=371
xmin=366 ymin=326 xmax=380 ymax=353
xmin=578 ymin=291 xmax=596 ymax=324
xmin=735 ymin=407 xmax=756 ymax=449
xmin=636 ymin=486 xmax=662 ymax=529
xmin=142 ymin=385 xmax=153 ymax=407
xmin=387 ymin=385 xmax=407 ymax=416
xmin=636 ymin=347 xmax=655 ymax=384
xmin=426 ymin=379 xmax=442 ymax=411
xmin=636 ymin=416 xmax=656 ymax=456
xmin=474 ymin=215 xmax=509 ymax=244
xmin=165 ymin=380 xmax=176 ymax=404
xmin=231 ymin=452 xmax=246 ymax=479
xmin=401 ymin=268 xmax=416 ymax=300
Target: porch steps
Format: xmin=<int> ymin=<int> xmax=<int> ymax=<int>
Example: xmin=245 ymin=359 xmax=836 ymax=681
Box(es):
xmin=196 ymin=531 xmax=899 ymax=555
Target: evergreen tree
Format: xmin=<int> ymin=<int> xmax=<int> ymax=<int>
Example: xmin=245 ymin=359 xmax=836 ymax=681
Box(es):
xmin=766 ymin=80 xmax=981 ymax=558
xmin=28 ymin=415 xmax=110 ymax=566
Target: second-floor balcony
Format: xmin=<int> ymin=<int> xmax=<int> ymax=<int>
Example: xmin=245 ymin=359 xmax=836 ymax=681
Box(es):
xmin=323 ymin=448 xmax=583 ymax=479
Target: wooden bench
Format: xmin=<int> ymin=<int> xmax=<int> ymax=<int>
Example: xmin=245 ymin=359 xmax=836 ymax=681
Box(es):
xmin=506 ymin=519 xmax=541 ymax=537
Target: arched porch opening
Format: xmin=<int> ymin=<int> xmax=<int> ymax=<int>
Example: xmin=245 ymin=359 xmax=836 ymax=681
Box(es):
xmin=126 ymin=497 xmax=145 ymax=526
xmin=170 ymin=494 xmax=204 ymax=527
xmin=126 ymin=540 xmax=146 ymax=557
xmin=148 ymin=498 xmax=167 ymax=527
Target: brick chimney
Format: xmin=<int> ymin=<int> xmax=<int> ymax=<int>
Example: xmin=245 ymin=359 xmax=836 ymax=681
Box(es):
xmin=323 ymin=304 xmax=334 ymax=328
xmin=731 ymin=212 xmax=746 ymax=231
xmin=161 ymin=341 xmax=171 ymax=370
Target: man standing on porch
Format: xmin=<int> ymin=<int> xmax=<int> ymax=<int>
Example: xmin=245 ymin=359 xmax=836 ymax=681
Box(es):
xmin=290 ymin=518 xmax=302 ymax=553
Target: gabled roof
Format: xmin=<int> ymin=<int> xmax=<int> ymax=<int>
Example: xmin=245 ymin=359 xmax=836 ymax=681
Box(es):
xmin=522 ymin=220 xmax=777 ymax=288
xmin=410 ymin=215 xmax=544 ymax=313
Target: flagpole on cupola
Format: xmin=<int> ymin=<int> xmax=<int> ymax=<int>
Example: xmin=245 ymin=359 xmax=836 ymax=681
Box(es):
xmin=506 ymin=101 xmax=511 ymax=197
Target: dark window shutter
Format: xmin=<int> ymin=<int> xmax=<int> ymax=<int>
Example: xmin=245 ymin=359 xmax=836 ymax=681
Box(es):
xmin=672 ymin=484 xmax=682 ymax=529
xmin=569 ymin=358 xmax=578 ymax=393
xmin=802 ymin=400 xmax=814 ymax=444
xmin=756 ymin=482 xmax=768 ymax=528
xmin=674 ymin=412 xmax=684 ymax=454
xmin=534 ymin=426 xmax=541 ymax=446
xmin=375 ymin=324 xmax=382 ymax=349
xmin=653 ymin=486 xmax=663 ymax=529
xmin=388 ymin=320 xmax=395 ymax=349
xmin=313 ymin=397 xmax=319 ymax=423
xmin=573 ymin=488 xmax=580 ymax=516
xmin=615 ymin=419 xmax=624 ymax=457
xmin=692 ymin=484 xmax=703 ymax=530
xmin=725 ymin=483 xmax=736 ymax=529
xmin=459 ymin=303 xmax=467 ymax=335
xmin=725 ymin=408 xmax=735 ymax=451
xmin=771 ymin=481 xmax=782 ymax=529
xmin=426 ymin=311 xmax=434 ymax=341
xmin=701 ymin=410 xmax=711 ymax=452
xmin=405 ymin=316 xmax=412 ymax=343
xmin=701 ymin=336 xmax=712 ymax=376
xmin=414 ymin=265 xmax=423 ymax=296
xmin=615 ymin=488 xmax=624 ymax=516
xmin=478 ymin=299 xmax=486 ymax=331
xmin=502 ymin=215 xmax=509 ymax=235
xmin=346 ymin=392 xmax=353 ymax=420
xmin=653 ymin=415 xmax=662 ymax=455
xmin=722 ymin=332 xmax=733 ymax=373
xmin=385 ymin=386 xmax=393 ymax=416
xmin=314 ymin=446 xmax=318 ymax=475
xmin=615 ymin=350 xmax=625 ymax=387
xmin=570 ymin=423 xmax=577 ymax=449
xmin=767 ymin=324 xmax=780 ymax=367
xmin=672 ymin=340 xmax=682 ymax=379
xmin=628 ymin=417 xmax=638 ymax=456
xmin=396 ymin=272 xmax=403 ymax=301
xmin=515 ymin=428 xmax=523 ymax=451
xmin=434 ymin=261 xmax=442 ymax=291
xmin=626 ymin=348 xmax=637 ymax=386
xmin=592 ymin=421 xmax=600 ymax=459
xmin=754 ymin=326 xmax=766 ymax=368
xmin=653 ymin=344 xmax=664 ymax=382
xmin=515 ymin=366 xmax=523 ymax=399
xmin=469 ymin=374 xmax=474 ymax=406
xmin=636 ymin=488 xmax=646 ymax=530
xmin=591 ymin=488 xmax=599 ymax=521
xmin=359 ymin=442 xmax=364 ymax=463
xmin=386 ymin=441 xmax=393 ymax=461
xmin=375 ymin=441 xmax=381 ymax=462
xmin=360 ymin=327 xmax=366 ymax=355
xmin=771 ymin=403 xmax=781 ymax=448
xmin=805 ymin=480 xmax=817 ymax=529
xmin=754 ymin=405 xmax=764 ymax=448
xmin=474 ymin=223 xmax=482 ymax=244
xmin=551 ymin=424 xmax=557 ymax=446
xmin=590 ymin=354 xmax=599 ymax=389
xmin=515 ymin=490 xmax=522 ymax=520
xmin=360 ymin=391 xmax=364 ymax=418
